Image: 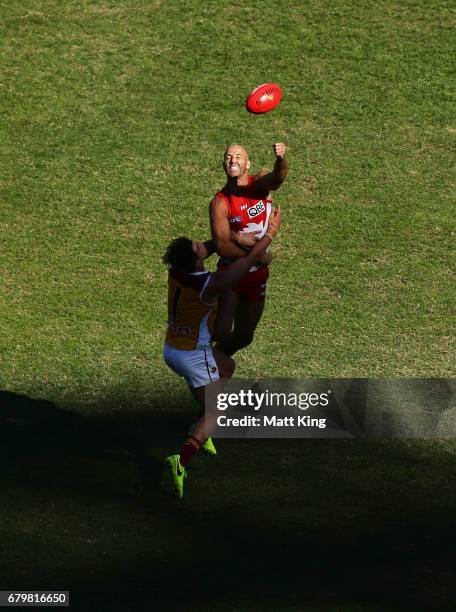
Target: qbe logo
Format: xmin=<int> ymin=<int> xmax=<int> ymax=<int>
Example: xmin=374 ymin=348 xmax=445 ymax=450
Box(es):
xmin=248 ymin=201 xmax=265 ymax=218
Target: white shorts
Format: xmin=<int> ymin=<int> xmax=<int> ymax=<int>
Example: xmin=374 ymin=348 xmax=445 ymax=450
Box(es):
xmin=163 ymin=344 xmax=220 ymax=389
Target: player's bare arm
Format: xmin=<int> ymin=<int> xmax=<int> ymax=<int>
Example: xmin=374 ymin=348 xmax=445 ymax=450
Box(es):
xmin=232 ymin=231 xmax=272 ymax=266
xmin=209 ymin=195 xmax=250 ymax=259
xmin=230 ymin=229 xmax=262 ymax=249
xmin=253 ymin=143 xmax=288 ymax=193
xmin=200 ymin=236 xmax=269 ymax=265
xmin=203 ymin=207 xmax=282 ymax=303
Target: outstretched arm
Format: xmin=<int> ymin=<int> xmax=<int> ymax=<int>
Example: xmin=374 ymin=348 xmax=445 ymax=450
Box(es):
xmin=201 ymin=235 xmax=257 ymax=259
xmin=252 ymin=143 xmax=288 ymax=193
xmin=203 ymin=207 xmax=282 ymax=302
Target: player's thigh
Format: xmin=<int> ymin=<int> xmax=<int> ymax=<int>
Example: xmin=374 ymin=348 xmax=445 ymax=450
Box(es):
xmin=233 ymin=298 xmax=265 ymax=337
xmin=213 ymin=288 xmax=239 ymax=339
xmin=164 ymin=344 xmax=219 ymax=390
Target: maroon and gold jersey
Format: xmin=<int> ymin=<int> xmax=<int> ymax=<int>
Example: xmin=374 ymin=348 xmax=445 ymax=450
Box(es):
xmin=165 ymin=268 xmax=217 ymax=351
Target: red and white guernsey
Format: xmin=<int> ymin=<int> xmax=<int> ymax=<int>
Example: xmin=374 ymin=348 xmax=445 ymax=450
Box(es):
xmin=215 ymin=175 xmax=272 ymax=269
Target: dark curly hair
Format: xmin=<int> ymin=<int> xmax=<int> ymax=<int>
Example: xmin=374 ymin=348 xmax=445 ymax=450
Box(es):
xmin=163 ymin=237 xmax=197 ymax=273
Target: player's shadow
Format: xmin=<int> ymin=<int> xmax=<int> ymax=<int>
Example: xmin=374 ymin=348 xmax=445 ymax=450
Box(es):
xmin=0 ymin=389 xmax=191 ymax=490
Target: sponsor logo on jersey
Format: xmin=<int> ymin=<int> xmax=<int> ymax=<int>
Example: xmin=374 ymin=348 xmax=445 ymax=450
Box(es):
xmin=240 ymin=203 xmax=249 ymax=211
xmin=248 ymin=201 xmax=265 ymax=218
xmin=229 ymin=216 xmax=242 ymax=223
xmin=167 ymin=320 xmax=192 ymax=335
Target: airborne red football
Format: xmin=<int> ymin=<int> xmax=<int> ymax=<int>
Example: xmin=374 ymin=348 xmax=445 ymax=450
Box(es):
xmin=245 ymin=82 xmax=283 ymax=114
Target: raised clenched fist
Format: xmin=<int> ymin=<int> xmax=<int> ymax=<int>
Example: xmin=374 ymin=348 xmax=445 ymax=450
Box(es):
xmin=273 ymin=143 xmax=286 ymax=159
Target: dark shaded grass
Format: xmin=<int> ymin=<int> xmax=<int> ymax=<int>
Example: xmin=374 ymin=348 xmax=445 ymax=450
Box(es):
xmin=1 ymin=389 xmax=455 ymax=611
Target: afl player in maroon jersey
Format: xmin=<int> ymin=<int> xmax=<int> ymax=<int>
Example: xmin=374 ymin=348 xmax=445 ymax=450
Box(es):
xmin=210 ymin=143 xmax=287 ymax=356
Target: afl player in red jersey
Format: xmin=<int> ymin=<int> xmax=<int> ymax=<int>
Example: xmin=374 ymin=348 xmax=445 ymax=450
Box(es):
xmin=210 ymin=143 xmax=287 ymax=356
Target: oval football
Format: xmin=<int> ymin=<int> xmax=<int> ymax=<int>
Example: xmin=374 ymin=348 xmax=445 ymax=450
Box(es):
xmin=246 ymin=82 xmax=283 ymax=114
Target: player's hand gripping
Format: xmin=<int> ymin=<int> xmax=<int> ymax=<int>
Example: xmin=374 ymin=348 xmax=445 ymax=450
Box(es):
xmin=273 ymin=143 xmax=286 ymax=159
xmin=266 ymin=206 xmax=282 ymax=238
xmin=231 ymin=229 xmax=261 ymax=248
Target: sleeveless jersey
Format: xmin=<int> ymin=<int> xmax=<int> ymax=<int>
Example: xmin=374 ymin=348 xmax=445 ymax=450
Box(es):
xmin=165 ymin=268 xmax=217 ymax=351
xmin=215 ymin=175 xmax=272 ymax=267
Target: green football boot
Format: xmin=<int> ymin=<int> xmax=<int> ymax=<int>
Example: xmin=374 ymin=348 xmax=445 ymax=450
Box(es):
xmin=188 ymin=423 xmax=217 ymax=456
xmin=201 ymin=437 xmax=217 ymax=456
xmin=165 ymin=454 xmax=186 ymax=499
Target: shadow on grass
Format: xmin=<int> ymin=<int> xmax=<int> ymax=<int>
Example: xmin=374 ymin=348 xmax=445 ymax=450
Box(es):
xmin=0 ymin=388 xmax=192 ymax=490
xmin=1 ymin=388 xmax=455 ymax=611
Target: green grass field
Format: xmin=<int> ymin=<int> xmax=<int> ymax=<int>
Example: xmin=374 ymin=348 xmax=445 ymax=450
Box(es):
xmin=1 ymin=1 xmax=455 ymax=610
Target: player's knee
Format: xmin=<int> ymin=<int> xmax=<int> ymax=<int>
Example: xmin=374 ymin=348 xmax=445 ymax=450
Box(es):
xmin=219 ymin=355 xmax=236 ymax=379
